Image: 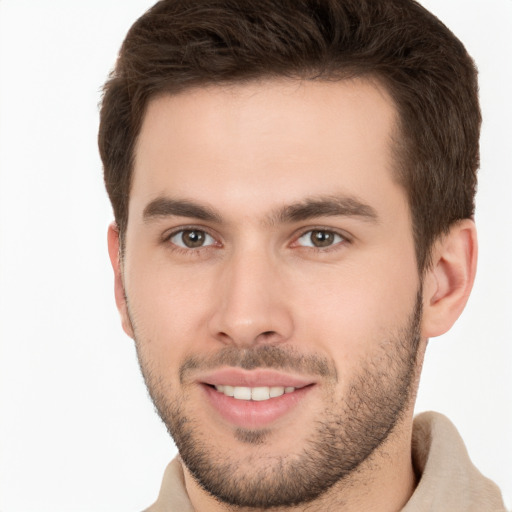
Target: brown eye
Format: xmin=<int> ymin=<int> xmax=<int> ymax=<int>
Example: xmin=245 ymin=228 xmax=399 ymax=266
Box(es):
xmin=170 ymin=229 xmax=215 ymax=249
xmin=297 ymin=230 xmax=344 ymax=248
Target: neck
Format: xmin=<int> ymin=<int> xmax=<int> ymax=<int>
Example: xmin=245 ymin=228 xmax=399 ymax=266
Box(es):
xmin=183 ymin=412 xmax=417 ymax=512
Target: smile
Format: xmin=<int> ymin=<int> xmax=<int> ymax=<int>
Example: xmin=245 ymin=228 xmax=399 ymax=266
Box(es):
xmin=214 ymin=385 xmax=297 ymax=401
xmin=196 ymin=368 xmax=317 ymax=428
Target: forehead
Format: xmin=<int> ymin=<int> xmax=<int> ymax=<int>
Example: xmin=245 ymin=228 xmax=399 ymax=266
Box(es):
xmin=131 ymin=78 xmax=405 ymax=223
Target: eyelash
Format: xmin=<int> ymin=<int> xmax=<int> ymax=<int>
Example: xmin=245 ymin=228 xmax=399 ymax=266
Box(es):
xmin=162 ymin=226 xmax=351 ymax=254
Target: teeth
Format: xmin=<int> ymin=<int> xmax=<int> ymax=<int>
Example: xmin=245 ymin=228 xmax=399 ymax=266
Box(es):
xmin=251 ymin=387 xmax=270 ymax=401
xmin=270 ymin=386 xmax=285 ymax=398
xmin=214 ymin=385 xmax=296 ymax=401
xmin=233 ymin=386 xmax=252 ymax=400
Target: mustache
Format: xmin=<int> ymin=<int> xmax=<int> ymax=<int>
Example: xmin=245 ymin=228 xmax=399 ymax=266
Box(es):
xmin=179 ymin=345 xmax=338 ymax=384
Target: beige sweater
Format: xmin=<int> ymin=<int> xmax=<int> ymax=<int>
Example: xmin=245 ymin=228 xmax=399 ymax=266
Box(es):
xmin=145 ymin=412 xmax=506 ymax=511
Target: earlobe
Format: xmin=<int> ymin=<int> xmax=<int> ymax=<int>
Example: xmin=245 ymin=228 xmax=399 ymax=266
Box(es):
xmin=107 ymin=222 xmax=135 ymax=339
xmin=421 ymin=219 xmax=478 ymax=338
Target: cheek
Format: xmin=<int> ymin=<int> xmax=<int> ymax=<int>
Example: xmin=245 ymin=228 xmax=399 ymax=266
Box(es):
xmin=291 ymin=253 xmax=419 ymax=365
xmin=124 ymin=256 xmax=219 ymax=375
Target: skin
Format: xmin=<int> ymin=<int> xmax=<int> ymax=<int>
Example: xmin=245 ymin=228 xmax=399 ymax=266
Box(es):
xmin=108 ymin=78 xmax=477 ymax=511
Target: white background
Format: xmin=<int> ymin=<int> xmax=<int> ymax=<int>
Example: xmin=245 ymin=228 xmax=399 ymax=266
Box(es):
xmin=0 ymin=1 xmax=510 ymax=510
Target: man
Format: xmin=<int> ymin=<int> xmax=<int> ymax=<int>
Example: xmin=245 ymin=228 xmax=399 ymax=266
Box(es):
xmin=98 ymin=0 xmax=507 ymax=510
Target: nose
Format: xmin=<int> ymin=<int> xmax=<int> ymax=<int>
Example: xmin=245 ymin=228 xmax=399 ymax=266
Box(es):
xmin=208 ymin=247 xmax=294 ymax=348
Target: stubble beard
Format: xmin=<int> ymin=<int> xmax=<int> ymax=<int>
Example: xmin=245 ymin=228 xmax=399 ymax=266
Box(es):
xmin=132 ymin=292 xmax=422 ymax=509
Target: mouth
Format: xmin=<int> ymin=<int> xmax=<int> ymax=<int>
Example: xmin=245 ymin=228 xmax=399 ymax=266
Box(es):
xmin=197 ymin=368 xmax=316 ymax=429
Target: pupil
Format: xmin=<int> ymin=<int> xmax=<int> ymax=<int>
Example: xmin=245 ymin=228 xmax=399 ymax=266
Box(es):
xmin=312 ymin=230 xmax=333 ymax=247
xmin=183 ymin=230 xmax=205 ymax=248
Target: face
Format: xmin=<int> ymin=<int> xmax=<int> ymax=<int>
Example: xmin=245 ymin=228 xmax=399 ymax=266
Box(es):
xmin=117 ymin=79 xmax=423 ymax=507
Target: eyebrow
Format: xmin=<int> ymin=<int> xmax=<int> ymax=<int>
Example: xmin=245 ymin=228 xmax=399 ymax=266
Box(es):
xmin=143 ymin=197 xmax=222 ymax=223
xmin=273 ymin=196 xmax=378 ymax=224
xmin=142 ymin=195 xmax=378 ymax=225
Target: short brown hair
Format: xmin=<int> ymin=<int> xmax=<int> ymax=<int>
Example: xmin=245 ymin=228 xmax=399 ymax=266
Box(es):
xmin=98 ymin=0 xmax=480 ymax=271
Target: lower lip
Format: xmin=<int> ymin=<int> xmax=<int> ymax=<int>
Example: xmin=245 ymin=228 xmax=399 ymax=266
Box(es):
xmin=202 ymin=384 xmax=313 ymax=429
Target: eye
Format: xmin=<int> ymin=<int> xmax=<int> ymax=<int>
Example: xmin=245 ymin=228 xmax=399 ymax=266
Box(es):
xmin=296 ymin=229 xmax=345 ymax=248
xmin=169 ymin=229 xmax=216 ymax=249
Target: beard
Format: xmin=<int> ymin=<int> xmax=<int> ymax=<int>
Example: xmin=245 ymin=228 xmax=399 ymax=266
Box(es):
xmin=132 ymin=291 xmax=422 ymax=509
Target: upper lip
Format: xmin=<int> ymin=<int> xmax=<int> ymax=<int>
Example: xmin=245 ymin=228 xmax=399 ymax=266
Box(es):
xmin=197 ymin=368 xmax=316 ymax=389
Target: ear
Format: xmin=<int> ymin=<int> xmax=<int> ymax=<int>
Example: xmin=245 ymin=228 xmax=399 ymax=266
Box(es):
xmin=107 ymin=222 xmax=135 ymax=339
xmin=421 ymin=219 xmax=478 ymax=338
